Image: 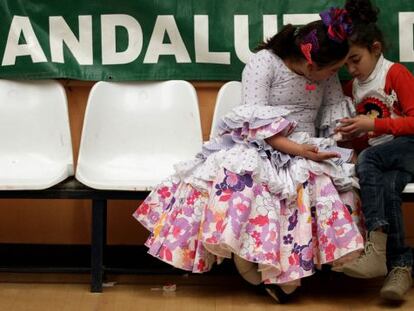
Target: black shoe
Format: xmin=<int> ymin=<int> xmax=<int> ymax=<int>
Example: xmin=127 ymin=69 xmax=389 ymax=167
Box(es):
xmin=262 ymin=284 xmax=290 ymax=304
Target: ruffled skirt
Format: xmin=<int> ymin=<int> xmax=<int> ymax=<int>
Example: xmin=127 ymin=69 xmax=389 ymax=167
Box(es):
xmin=133 ymin=105 xmax=364 ymax=284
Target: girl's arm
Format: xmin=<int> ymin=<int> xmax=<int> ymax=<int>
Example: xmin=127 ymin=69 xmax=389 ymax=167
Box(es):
xmin=266 ymin=134 xmax=340 ymax=162
xmin=338 ymin=64 xmax=414 ymax=137
xmin=336 ymin=114 xmax=374 ymax=137
xmin=241 ymin=50 xmax=275 ymax=106
xmin=243 ymin=51 xmax=338 ymax=162
xmin=375 ymin=63 xmax=414 ymax=135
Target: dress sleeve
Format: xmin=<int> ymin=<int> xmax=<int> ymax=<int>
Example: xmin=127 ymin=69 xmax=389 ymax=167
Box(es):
xmin=316 ymin=74 xmax=355 ymax=138
xmin=242 ymin=49 xmax=277 ymax=106
xmin=205 ymin=50 xmax=297 ymax=169
xmin=215 ymin=50 xmax=296 ymax=140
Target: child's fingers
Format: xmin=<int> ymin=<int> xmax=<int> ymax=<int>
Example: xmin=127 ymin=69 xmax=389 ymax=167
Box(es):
xmin=339 ymin=117 xmax=352 ymax=124
xmin=318 ymin=151 xmax=340 ymax=159
xmin=335 ymin=119 xmax=354 ymax=132
xmin=338 ymin=123 xmax=356 ymax=134
xmin=303 ymin=144 xmax=318 ymax=152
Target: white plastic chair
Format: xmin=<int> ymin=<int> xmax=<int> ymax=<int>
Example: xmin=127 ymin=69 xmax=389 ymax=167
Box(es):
xmin=0 ymin=80 xmax=74 ymax=190
xmin=76 ymin=80 xmax=203 ymax=191
xmin=403 ymin=183 xmax=414 ymax=194
xmin=209 ymin=81 xmax=242 ymax=139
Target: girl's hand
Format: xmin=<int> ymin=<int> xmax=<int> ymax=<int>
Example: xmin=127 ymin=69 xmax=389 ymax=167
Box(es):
xmin=336 ymin=115 xmax=375 ymax=136
xmin=334 ymin=130 xmax=358 ymax=141
xmin=300 ymin=144 xmax=339 ymax=162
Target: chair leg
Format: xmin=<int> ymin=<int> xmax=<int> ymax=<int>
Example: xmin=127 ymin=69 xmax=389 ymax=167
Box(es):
xmin=91 ymin=199 xmax=107 ymax=293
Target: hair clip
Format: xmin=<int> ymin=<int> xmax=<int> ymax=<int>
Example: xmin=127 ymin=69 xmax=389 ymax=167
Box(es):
xmin=303 ymin=29 xmax=319 ymax=52
xmin=300 ymin=43 xmax=313 ymax=64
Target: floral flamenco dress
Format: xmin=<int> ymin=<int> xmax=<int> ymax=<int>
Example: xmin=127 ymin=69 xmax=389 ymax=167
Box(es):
xmin=134 ymin=49 xmax=364 ymax=285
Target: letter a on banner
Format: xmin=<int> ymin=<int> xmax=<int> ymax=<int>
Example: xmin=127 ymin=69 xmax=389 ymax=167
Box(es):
xmin=2 ymin=16 xmax=47 ymax=66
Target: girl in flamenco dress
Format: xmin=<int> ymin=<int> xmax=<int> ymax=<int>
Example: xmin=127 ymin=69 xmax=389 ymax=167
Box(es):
xmin=134 ymin=7 xmax=364 ymax=303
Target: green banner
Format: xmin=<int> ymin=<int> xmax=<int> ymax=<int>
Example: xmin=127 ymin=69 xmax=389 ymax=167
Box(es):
xmin=0 ymin=0 xmax=413 ymax=81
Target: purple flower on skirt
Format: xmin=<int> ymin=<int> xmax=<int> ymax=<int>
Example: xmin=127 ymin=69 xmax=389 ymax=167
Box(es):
xmin=292 ymin=242 xmax=301 ymax=254
xmin=170 ymin=182 xmax=179 ymax=193
xmin=252 ymin=184 xmax=263 ymax=196
xmin=288 ymin=210 xmax=298 ymax=231
xmin=215 ymin=181 xmax=228 ymax=196
xmin=292 ymin=239 xmax=314 ymax=271
xmin=283 ymin=234 xmax=294 ymax=244
xmin=299 ymin=241 xmax=314 ymax=271
xmin=300 ymin=242 xmax=313 ymax=261
xmin=170 ymin=218 xmax=193 ymax=248
xmin=227 ymin=192 xmax=251 ymax=238
xmin=183 ymin=205 xmax=194 ymax=217
xmin=202 ymin=209 xmax=215 ymax=233
xmin=148 ymin=210 xmax=160 ymax=225
xmin=224 ymin=169 xmax=253 ymax=192
xmin=165 ymin=196 xmax=176 ymax=211
xmin=300 ymin=257 xmax=314 ymax=271
xmin=320 ymin=183 xmax=337 ymax=197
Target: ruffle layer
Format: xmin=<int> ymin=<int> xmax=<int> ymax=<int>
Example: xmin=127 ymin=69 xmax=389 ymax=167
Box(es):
xmin=172 ymin=104 xmax=355 ymax=201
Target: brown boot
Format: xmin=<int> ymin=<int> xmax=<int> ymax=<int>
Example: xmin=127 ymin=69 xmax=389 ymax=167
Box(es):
xmin=380 ymin=266 xmax=413 ymax=301
xmin=342 ymin=231 xmax=387 ymax=278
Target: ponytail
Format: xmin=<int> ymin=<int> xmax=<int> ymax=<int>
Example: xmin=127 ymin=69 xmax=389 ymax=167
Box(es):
xmin=346 ymin=0 xmax=385 ymax=50
xmin=256 ymin=25 xmax=299 ymax=60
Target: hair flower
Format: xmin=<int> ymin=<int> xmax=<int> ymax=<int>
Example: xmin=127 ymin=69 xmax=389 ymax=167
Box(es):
xmin=320 ymin=7 xmax=353 ymax=43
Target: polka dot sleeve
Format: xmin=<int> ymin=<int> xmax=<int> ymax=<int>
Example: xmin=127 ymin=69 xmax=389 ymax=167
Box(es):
xmin=241 ymin=49 xmax=277 ymax=106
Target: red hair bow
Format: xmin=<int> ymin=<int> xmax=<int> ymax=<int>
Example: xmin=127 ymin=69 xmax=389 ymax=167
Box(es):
xmin=300 ymin=43 xmax=313 ymax=64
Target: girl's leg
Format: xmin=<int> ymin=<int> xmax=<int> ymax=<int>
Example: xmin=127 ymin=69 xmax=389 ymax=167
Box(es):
xmin=233 ymin=255 xmax=261 ymax=285
xmin=233 ymin=255 xmax=298 ymax=303
xmin=380 ymin=170 xmax=413 ymax=301
xmin=342 ymin=136 xmax=414 ymax=278
xmin=361 ymin=136 xmax=414 ymax=225
xmin=383 ymin=170 xmax=413 ymax=269
xmin=357 ymin=136 xmax=414 ymax=232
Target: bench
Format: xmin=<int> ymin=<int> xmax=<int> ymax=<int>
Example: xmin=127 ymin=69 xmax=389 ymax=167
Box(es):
xmin=403 ymin=183 xmax=414 ymax=201
xmin=0 ymin=176 xmax=149 ymax=292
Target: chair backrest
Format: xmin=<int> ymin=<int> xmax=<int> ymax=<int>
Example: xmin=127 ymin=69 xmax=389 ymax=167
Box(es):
xmin=210 ymin=81 xmax=242 ymax=139
xmin=76 ymin=80 xmax=203 ymax=190
xmin=0 ymin=79 xmax=73 ymax=189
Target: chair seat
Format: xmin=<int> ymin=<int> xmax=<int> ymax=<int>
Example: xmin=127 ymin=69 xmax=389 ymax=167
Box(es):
xmin=0 ymin=154 xmax=72 ymax=190
xmin=77 ymin=153 xmax=189 ymax=191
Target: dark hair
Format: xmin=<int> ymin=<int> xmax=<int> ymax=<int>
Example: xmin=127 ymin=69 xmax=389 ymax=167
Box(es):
xmin=345 ymin=0 xmax=385 ymax=50
xmin=256 ymin=20 xmax=349 ymax=68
